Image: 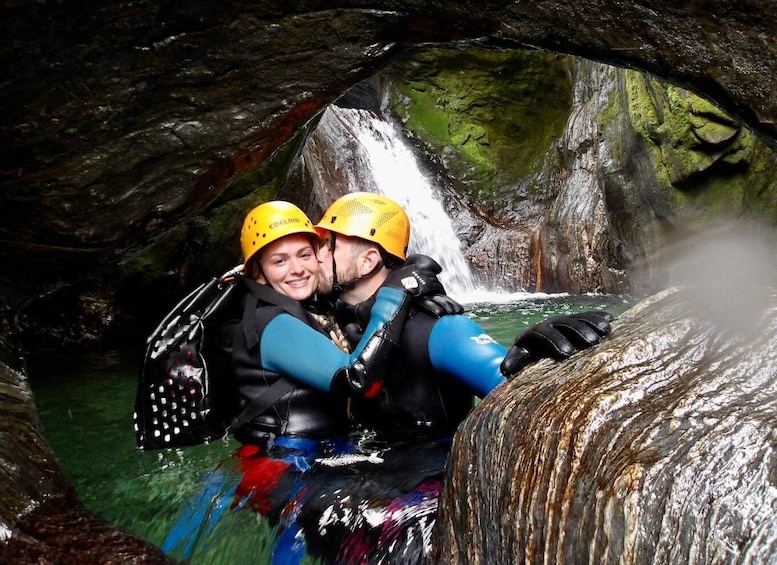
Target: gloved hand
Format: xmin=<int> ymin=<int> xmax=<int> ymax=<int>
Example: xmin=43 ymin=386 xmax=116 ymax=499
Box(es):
xmin=383 ymin=254 xmax=463 ymax=317
xmin=500 ymin=310 xmax=614 ymax=378
xmin=341 ymin=299 xmax=374 ymax=346
xmin=383 ymin=254 xmax=445 ymax=296
xmin=415 ymin=294 xmax=464 ymax=317
xmin=331 ymin=361 xmax=383 ymax=399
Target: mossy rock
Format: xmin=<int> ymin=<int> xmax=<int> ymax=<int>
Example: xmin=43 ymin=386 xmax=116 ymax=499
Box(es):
xmin=387 ymin=47 xmax=573 ymax=206
xmin=626 ymin=72 xmax=777 ymax=228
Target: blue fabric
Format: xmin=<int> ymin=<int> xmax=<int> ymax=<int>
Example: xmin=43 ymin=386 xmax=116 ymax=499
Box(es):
xmin=161 ymin=470 xmax=236 ymax=560
xmin=259 ymin=287 xmax=405 ymax=391
xmin=427 ymin=315 xmax=507 ymax=397
xmin=272 ymin=435 xmax=322 ymax=452
xmin=268 ymin=436 xmax=356 ymax=564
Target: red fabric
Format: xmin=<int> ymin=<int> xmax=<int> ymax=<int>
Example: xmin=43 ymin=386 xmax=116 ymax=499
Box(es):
xmin=364 ymin=380 xmax=383 ymax=399
xmin=234 ymin=446 xmax=292 ymax=515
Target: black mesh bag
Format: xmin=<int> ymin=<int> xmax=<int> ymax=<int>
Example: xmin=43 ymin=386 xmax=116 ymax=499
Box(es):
xmin=133 ymin=266 xmax=243 ymax=450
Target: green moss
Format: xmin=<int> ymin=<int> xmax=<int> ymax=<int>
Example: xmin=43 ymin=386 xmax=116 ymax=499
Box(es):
xmin=626 ymin=70 xmax=777 ymax=228
xmin=598 ymin=80 xmax=624 ymax=133
xmin=388 ymin=47 xmax=573 ymax=204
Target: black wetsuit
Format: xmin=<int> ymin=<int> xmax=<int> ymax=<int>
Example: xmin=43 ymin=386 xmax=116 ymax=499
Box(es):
xmin=231 ymin=280 xmax=409 ymax=445
xmin=338 ymin=291 xmax=508 ymax=438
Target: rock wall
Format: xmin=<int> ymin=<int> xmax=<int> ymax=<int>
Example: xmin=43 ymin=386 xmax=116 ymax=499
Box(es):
xmin=433 ymin=232 xmax=777 ymax=562
xmin=3 ymin=0 xmax=777 ymax=310
xmin=387 ymin=54 xmax=777 ymax=295
xmin=0 ymin=332 xmax=173 ymax=563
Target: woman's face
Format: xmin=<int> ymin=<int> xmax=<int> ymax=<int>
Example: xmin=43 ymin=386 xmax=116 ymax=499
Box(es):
xmin=258 ymin=234 xmax=320 ymax=301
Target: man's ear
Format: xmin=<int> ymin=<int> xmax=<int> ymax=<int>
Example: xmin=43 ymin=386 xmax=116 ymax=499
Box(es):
xmin=359 ymin=247 xmax=383 ymax=275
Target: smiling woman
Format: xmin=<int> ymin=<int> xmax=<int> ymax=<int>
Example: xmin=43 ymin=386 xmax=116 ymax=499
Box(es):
xmin=241 ymin=200 xmax=323 ymax=302
xmin=256 ymin=234 xmax=321 ymax=301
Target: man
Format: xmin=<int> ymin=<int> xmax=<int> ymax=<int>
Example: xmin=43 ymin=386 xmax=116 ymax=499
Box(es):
xmin=315 ymin=191 xmax=613 ymax=438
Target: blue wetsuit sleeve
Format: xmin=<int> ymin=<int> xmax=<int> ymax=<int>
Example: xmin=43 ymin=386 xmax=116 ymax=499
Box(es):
xmin=427 ymin=315 xmax=507 ymax=397
xmin=259 ymin=287 xmax=406 ymax=392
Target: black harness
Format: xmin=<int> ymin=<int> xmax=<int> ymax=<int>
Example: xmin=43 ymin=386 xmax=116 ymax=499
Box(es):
xmin=229 ymin=278 xmax=317 ymax=429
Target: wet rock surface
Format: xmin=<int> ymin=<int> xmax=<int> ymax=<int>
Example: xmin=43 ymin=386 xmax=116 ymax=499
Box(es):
xmin=4 ymin=498 xmax=176 ymax=564
xmin=0 ymin=331 xmax=175 ymax=563
xmin=434 ymin=285 xmax=777 ymax=563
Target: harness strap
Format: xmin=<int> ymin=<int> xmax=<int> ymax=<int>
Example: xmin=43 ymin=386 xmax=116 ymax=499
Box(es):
xmin=230 ymin=377 xmax=296 ymax=429
xmin=241 ymin=292 xmax=261 ymax=349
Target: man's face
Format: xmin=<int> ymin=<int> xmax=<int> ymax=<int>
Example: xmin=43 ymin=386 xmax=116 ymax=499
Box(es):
xmin=316 ymin=232 xmax=364 ymax=296
xmin=316 ymin=236 xmax=334 ymax=295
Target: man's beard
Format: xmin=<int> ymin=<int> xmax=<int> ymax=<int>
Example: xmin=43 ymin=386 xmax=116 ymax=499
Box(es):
xmin=316 ymin=260 xmax=361 ymax=297
xmin=317 ymin=269 xmax=333 ymax=295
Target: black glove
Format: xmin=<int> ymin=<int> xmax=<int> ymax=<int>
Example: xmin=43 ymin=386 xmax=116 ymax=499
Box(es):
xmin=383 ymin=254 xmax=463 ymax=317
xmin=500 ymin=310 xmax=614 ymax=378
xmin=339 ymin=299 xmax=371 ymax=346
xmin=383 ymin=254 xmax=445 ymax=296
xmin=331 ymin=356 xmax=382 ymax=398
xmin=415 ymin=294 xmax=464 ymax=317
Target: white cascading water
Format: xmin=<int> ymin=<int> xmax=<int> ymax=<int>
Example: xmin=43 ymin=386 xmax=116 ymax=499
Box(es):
xmin=325 ymin=105 xmax=478 ymax=299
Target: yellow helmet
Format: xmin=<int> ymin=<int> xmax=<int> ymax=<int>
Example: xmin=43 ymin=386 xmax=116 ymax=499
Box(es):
xmin=240 ymin=201 xmax=318 ymax=267
xmin=315 ymin=192 xmax=410 ymax=261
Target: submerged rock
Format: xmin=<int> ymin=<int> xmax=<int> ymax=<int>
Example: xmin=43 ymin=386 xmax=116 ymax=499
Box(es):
xmin=434 ymin=284 xmax=777 ymax=563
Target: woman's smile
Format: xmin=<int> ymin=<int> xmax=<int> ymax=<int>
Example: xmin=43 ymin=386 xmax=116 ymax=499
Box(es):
xmin=259 ymin=234 xmax=321 ymax=300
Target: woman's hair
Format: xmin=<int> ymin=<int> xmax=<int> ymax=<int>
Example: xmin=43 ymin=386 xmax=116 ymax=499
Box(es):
xmin=245 ymin=256 xmax=262 ymax=281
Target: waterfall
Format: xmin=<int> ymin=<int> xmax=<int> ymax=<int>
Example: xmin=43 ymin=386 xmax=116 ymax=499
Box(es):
xmin=322 ymin=105 xmax=478 ymax=298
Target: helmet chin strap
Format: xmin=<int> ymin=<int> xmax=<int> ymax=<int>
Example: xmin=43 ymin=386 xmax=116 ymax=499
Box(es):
xmin=328 ymin=232 xmax=343 ymax=297
xmin=328 ymin=232 xmax=383 ymax=299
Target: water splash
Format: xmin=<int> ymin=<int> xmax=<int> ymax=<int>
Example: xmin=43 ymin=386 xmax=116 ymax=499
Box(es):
xmin=326 ymin=106 xmax=478 ymax=297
